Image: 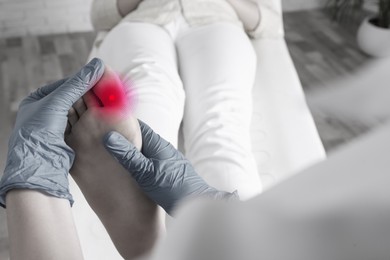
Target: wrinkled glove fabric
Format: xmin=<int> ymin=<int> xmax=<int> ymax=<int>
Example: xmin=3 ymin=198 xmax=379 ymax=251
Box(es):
xmin=104 ymin=120 xmax=239 ymax=215
xmin=0 ymin=58 xmax=105 ymax=207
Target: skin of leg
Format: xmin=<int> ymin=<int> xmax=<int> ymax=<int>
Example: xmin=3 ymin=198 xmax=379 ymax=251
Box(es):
xmin=66 ymin=79 xmax=163 ymax=259
xmin=6 ymin=190 xmax=84 ymax=260
xmin=176 ymin=23 xmax=262 ymax=199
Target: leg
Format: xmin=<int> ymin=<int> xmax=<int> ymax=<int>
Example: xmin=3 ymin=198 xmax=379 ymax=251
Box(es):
xmin=97 ymin=22 xmax=185 ymax=146
xmin=6 ymin=190 xmax=83 ymax=260
xmin=176 ymin=23 xmax=262 ymax=199
xmin=67 ymin=92 xmax=160 ymax=259
xmin=69 ymin=22 xmax=184 ymax=258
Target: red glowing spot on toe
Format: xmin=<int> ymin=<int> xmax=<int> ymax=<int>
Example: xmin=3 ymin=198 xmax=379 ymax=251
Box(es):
xmin=92 ymin=70 xmax=135 ymax=117
xmin=109 ymin=94 xmax=116 ymax=102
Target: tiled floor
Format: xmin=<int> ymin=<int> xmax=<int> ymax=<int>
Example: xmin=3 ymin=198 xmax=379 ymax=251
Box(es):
xmin=0 ymin=9 xmax=377 ymax=258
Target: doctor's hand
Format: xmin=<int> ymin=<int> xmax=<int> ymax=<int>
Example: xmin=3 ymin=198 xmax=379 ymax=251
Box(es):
xmin=0 ymin=58 xmax=105 ymax=207
xmin=104 ymin=120 xmax=238 ymax=215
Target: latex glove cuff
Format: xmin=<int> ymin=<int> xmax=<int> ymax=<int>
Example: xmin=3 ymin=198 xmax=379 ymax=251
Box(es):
xmin=0 ymin=128 xmax=74 ymax=208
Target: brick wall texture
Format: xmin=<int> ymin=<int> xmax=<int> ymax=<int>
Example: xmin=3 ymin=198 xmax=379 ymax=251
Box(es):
xmin=282 ymin=0 xmax=326 ymax=12
xmin=0 ymin=0 xmax=93 ymax=38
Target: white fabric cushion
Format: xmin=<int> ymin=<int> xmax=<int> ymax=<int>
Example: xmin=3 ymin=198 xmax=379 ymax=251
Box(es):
xmin=250 ymin=38 xmax=326 ymax=189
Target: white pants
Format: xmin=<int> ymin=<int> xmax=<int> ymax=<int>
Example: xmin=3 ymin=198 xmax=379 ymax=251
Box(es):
xmin=96 ymin=16 xmax=262 ymax=199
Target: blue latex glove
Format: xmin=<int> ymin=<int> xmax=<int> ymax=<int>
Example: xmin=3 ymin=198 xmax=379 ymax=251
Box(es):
xmin=0 ymin=58 xmax=105 ymax=207
xmin=104 ymin=120 xmax=238 ymax=215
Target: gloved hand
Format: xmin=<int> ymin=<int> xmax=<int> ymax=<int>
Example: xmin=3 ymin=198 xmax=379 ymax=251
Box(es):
xmin=0 ymin=58 xmax=105 ymax=208
xmin=104 ymin=120 xmax=238 ymax=215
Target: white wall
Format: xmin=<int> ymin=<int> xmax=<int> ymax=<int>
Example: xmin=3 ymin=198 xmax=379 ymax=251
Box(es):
xmin=0 ymin=0 xmax=329 ymax=38
xmin=0 ymin=0 xmax=93 ymax=38
xmin=282 ymin=0 xmax=327 ymax=12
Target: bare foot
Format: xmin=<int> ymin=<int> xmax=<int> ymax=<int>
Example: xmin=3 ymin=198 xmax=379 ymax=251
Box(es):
xmin=65 ymin=68 xmax=163 ymax=259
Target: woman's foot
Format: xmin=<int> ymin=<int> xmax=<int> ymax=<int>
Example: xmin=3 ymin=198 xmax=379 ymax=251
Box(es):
xmin=65 ymin=68 xmax=164 ymax=259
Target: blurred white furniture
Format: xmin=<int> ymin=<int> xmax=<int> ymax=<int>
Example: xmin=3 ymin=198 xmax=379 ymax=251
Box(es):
xmin=251 ymin=37 xmax=326 ymax=189
xmin=70 ymin=0 xmax=326 ymax=259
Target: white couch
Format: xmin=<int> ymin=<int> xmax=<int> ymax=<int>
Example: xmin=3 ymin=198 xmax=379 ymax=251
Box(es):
xmin=250 ymin=38 xmax=326 ymax=188
xmin=70 ymin=1 xmax=326 ymax=258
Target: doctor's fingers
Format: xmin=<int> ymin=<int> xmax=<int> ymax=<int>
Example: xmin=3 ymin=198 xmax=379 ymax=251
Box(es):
xmin=73 ymin=98 xmax=87 ymax=117
xmin=50 ymin=58 xmax=104 ymax=111
xmin=67 ymin=107 xmax=79 ymax=127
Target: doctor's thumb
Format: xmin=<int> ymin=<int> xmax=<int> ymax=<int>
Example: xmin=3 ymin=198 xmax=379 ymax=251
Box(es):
xmin=103 ymin=131 xmax=152 ymax=180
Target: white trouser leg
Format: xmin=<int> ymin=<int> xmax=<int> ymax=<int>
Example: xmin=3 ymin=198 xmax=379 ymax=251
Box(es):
xmin=176 ymin=23 xmax=262 ymax=199
xmin=96 ymin=22 xmax=185 ymax=147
